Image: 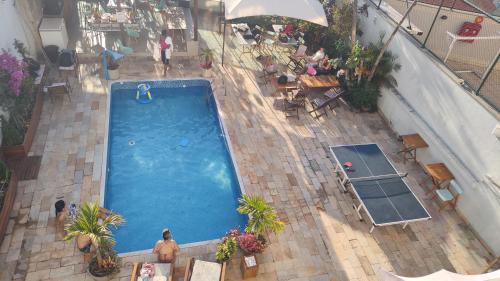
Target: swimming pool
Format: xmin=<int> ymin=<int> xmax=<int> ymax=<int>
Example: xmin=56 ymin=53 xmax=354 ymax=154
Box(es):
xmin=104 ymin=80 xmax=246 ymax=254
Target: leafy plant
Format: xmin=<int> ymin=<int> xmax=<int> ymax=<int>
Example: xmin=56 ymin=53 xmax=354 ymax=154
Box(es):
xmin=0 ymin=160 xmax=12 ymax=212
xmin=215 ymin=235 xmax=237 ymax=263
xmin=64 ymin=202 xmax=124 ymax=275
xmin=1 ymin=50 xmax=35 ymax=146
xmin=363 ymin=38 xmax=401 ymax=89
xmin=88 ymin=241 xmax=119 ymax=277
xmin=237 ymin=233 xmax=266 ymax=255
xmin=346 ymin=80 xmax=380 ymax=112
xmin=199 ymin=48 xmax=214 ymax=70
xmin=237 ymin=194 xmax=284 ymax=236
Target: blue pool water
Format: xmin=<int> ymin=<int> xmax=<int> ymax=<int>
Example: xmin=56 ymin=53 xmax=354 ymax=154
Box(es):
xmin=105 ymin=80 xmax=246 ymax=253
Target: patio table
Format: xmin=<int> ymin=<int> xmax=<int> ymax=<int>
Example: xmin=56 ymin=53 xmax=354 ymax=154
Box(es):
xmin=424 ymin=163 xmax=454 ymax=193
xmin=271 ymin=76 xmax=299 ymax=97
xmin=399 ymin=133 xmax=428 ymax=163
xmin=231 ymin=24 xmax=258 ymax=57
xmin=299 ymin=75 xmax=340 ymax=88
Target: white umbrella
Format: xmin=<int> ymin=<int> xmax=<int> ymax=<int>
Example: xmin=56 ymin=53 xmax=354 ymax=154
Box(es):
xmin=221 ymin=0 xmax=328 ymax=65
xmin=225 ymin=0 xmax=328 ymax=27
xmin=377 ymin=269 xmax=500 ymax=281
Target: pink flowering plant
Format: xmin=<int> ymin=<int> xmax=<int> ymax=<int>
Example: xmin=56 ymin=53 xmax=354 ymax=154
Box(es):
xmin=1 ymin=50 xmax=35 ymax=146
xmin=237 ymin=232 xmax=266 ymax=255
xmin=0 ymin=51 xmax=28 ymax=96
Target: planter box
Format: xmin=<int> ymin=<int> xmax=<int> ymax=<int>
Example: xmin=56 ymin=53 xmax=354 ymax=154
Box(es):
xmin=240 ymin=255 xmax=258 ymax=279
xmin=0 ymin=173 xmax=18 ymax=244
xmin=1 ymin=92 xmax=44 ymax=158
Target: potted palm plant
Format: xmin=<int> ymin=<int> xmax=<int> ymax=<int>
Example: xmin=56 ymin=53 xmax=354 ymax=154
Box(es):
xmin=236 ymin=194 xmax=284 ymax=278
xmin=199 ymin=48 xmax=214 ymax=78
xmin=64 ymin=202 xmax=124 ymax=281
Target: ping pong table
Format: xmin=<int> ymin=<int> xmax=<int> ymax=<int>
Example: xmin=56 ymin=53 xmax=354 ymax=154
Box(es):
xmin=329 ymin=143 xmax=431 ymax=233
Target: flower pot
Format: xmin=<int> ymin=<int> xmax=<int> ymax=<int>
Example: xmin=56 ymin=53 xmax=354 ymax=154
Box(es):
xmin=107 ymin=68 xmax=120 ymax=80
xmin=87 ymin=268 xmax=117 ymax=281
xmin=87 ymin=258 xmax=118 ymax=281
xmin=240 ymin=255 xmax=258 ymax=279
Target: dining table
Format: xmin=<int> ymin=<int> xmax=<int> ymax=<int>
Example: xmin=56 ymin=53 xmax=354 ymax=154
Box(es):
xmin=299 ymin=75 xmax=340 ymax=89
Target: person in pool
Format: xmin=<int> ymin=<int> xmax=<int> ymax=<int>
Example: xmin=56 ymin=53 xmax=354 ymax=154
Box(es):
xmin=153 ymin=229 xmax=180 ymax=263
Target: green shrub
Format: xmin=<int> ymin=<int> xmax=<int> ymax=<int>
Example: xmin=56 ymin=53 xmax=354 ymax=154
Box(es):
xmin=0 ymin=160 xmax=12 ymax=212
xmin=215 ymin=236 xmax=237 ymax=263
xmin=1 ymin=77 xmax=35 ymax=146
xmin=346 ymin=80 xmax=380 ymax=112
xmin=237 ymin=194 xmax=284 ymax=236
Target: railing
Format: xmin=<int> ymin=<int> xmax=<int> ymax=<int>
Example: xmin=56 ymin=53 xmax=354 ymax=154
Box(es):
xmin=367 ymin=0 xmax=499 ymax=112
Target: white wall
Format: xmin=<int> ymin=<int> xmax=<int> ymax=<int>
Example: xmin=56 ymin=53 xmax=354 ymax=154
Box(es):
xmin=359 ymin=0 xmax=500 ymax=255
xmin=0 ymin=0 xmax=37 ymax=56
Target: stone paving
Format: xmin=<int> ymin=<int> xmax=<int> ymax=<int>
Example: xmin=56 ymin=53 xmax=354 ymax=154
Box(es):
xmin=0 ymin=31 xmax=494 ymax=281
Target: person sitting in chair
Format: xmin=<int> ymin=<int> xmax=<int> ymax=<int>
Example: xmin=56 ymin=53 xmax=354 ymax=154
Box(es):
xmin=153 ymin=229 xmax=180 ymax=263
xmin=316 ymin=56 xmax=334 ymax=75
xmin=305 ymin=47 xmax=325 ymax=68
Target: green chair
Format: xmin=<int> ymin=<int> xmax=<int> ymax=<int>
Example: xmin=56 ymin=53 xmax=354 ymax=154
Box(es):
xmin=126 ymin=28 xmax=141 ymax=40
xmin=116 ymin=39 xmax=134 ymax=55
xmin=433 ymin=182 xmax=463 ymax=211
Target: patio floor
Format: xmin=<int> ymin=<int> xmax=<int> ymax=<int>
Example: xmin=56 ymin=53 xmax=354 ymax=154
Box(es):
xmin=0 ymin=16 xmax=494 ymax=281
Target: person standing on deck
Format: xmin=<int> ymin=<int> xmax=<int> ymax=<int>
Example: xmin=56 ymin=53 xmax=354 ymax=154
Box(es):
xmin=159 ymin=29 xmax=173 ymax=76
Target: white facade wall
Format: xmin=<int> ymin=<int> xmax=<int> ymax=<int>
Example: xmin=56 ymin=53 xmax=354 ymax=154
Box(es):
xmin=0 ymin=0 xmax=37 ymax=57
xmin=358 ymin=0 xmax=500 ymax=255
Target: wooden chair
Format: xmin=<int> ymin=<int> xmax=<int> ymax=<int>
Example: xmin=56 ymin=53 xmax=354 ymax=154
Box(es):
xmin=308 ymin=88 xmax=344 ymax=119
xmin=58 ymin=50 xmax=79 ymax=78
xmin=46 ymin=79 xmax=72 ymax=102
xmin=184 ymin=258 xmax=226 ymax=281
xmin=130 ymin=262 xmax=173 ymax=281
xmin=284 ymin=99 xmax=300 ymax=119
xmin=432 ymin=182 xmax=463 ymax=211
xmin=287 ymin=45 xmax=307 ymax=72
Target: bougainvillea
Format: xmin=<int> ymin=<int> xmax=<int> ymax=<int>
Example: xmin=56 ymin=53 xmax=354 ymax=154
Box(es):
xmin=0 ymin=51 xmax=28 ymax=96
xmin=237 ymin=233 xmax=266 ymax=254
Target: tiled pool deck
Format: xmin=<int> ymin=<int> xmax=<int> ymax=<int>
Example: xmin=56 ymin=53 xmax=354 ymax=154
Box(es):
xmin=0 ymin=42 xmax=494 ymax=281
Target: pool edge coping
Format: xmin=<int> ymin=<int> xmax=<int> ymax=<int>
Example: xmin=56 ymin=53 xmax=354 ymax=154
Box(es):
xmin=100 ymin=77 xmax=247 ymax=254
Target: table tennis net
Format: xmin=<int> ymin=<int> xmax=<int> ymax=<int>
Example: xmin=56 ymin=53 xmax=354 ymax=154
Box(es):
xmin=349 ymin=173 xmax=408 ymax=183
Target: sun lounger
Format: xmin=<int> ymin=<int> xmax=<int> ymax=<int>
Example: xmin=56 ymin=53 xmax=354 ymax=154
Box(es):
xmin=184 ymin=258 xmax=225 ymax=281
xmin=130 ymin=262 xmax=173 ymax=281
xmin=308 ymin=88 xmax=344 ymax=119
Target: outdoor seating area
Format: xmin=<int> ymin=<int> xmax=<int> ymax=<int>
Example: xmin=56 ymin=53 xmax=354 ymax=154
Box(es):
xmin=0 ymin=0 xmax=499 ymax=281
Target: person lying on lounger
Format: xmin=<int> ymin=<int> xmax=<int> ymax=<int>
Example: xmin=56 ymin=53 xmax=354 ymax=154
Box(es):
xmin=153 ymin=228 xmax=180 ymax=263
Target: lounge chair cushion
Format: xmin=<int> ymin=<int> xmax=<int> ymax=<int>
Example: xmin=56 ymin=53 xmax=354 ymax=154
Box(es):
xmin=154 ymin=263 xmax=171 ymax=277
xmin=137 ymin=263 xmax=171 ymax=281
xmin=190 ymin=260 xmax=221 ymax=281
xmin=138 ymin=277 xmax=167 ymax=281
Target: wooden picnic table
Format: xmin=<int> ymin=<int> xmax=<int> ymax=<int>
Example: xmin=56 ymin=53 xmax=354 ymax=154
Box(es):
xmin=400 ymin=133 xmax=428 ymax=163
xmin=271 ymin=76 xmax=299 ymax=96
xmin=424 ymin=163 xmax=454 ymax=193
xmin=299 ymin=75 xmax=340 ymax=88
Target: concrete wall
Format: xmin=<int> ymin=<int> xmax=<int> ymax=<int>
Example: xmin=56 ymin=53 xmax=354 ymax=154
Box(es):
xmin=0 ymin=0 xmax=43 ymax=57
xmin=358 ymin=0 xmax=500 ymax=255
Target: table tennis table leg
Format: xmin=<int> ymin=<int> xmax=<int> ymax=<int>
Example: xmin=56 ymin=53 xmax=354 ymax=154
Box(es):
xmin=402 ymin=222 xmax=409 ymax=230
xmin=369 ymin=224 xmax=375 ymax=233
xmin=353 ymin=203 xmax=363 ymax=221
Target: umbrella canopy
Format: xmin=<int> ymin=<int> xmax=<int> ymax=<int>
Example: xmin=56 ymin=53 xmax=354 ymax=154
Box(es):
xmin=377 ymin=269 xmax=500 ymax=281
xmin=224 ymin=0 xmax=328 ymax=26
